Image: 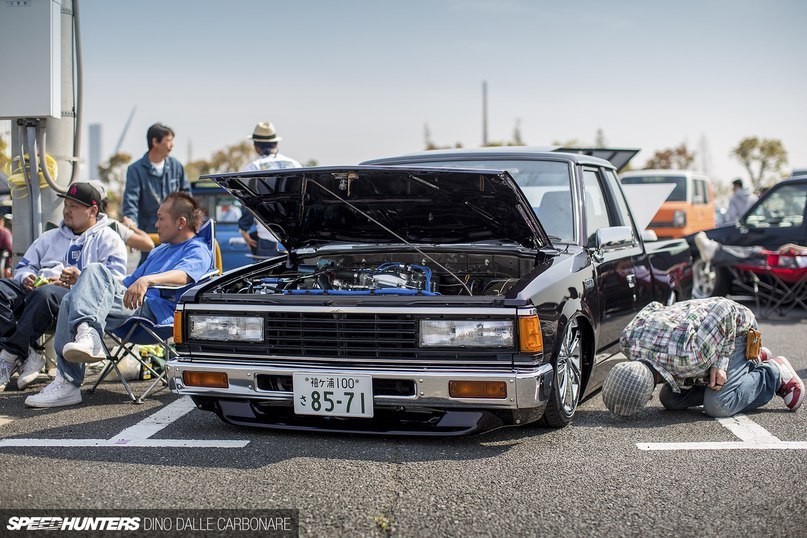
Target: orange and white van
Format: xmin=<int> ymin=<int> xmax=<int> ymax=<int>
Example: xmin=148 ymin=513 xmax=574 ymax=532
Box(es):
xmin=620 ymin=170 xmax=715 ymax=238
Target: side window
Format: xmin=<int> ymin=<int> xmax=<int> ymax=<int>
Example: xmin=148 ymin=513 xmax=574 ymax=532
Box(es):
xmin=582 ymin=169 xmax=614 ymax=246
xmin=693 ymin=180 xmax=707 ymax=205
xmin=215 ymin=197 xmax=243 ymax=223
xmin=603 ymin=169 xmax=634 ymax=229
xmin=745 ymin=185 xmax=806 ymax=229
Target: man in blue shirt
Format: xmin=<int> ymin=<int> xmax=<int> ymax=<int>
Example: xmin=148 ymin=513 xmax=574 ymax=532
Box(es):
xmin=26 ymin=192 xmax=213 ymax=408
xmin=122 ymin=123 xmax=190 ymax=235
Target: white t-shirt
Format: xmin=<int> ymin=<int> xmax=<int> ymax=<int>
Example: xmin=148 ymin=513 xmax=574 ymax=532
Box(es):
xmin=150 ymin=160 xmax=165 ymax=176
xmin=240 ymin=152 xmax=302 ymax=241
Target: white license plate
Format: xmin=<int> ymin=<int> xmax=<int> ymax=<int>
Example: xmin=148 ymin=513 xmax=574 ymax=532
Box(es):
xmin=292 ymin=373 xmax=374 ymax=418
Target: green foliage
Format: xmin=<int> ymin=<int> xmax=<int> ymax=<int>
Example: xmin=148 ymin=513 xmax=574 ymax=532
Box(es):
xmin=96 ymin=152 xmax=133 ymax=214
xmin=730 ymin=137 xmax=788 ymax=190
xmin=0 ymin=136 xmax=10 ymax=173
xmin=186 ymin=140 xmax=255 ymax=181
xmin=643 ymin=143 xmax=696 ymax=170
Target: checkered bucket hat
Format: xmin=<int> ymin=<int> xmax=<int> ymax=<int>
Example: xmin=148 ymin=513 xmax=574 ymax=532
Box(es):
xmin=602 ymin=361 xmax=655 ymax=417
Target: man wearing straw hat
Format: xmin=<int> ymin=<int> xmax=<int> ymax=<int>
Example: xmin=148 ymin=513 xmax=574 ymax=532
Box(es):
xmin=237 ymin=121 xmax=301 ymax=258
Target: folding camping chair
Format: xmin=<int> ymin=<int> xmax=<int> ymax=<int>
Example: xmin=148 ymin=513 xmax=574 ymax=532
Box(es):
xmin=89 ymin=219 xmax=221 ymax=403
xmin=730 ymin=250 xmax=807 ymax=319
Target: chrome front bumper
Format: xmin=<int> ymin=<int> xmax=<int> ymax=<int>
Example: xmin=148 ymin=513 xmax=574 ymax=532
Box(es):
xmin=167 ymin=358 xmax=554 ymax=411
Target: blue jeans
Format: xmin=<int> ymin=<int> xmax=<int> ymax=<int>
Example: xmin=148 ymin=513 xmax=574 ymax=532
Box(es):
xmin=56 ymin=264 xmax=156 ymax=387
xmin=659 ymin=339 xmax=781 ymax=417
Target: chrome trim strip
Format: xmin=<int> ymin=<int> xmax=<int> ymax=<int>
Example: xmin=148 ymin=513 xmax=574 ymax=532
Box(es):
xmin=184 ymin=352 xmax=512 ymax=366
xmin=167 ymin=361 xmax=553 ymax=410
xmin=183 ymin=304 xmax=518 ymax=316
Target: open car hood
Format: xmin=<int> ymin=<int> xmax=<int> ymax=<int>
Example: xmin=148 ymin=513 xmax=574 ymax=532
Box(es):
xmin=205 ymin=166 xmax=549 ymax=251
xmin=552 ymin=147 xmax=640 ymax=172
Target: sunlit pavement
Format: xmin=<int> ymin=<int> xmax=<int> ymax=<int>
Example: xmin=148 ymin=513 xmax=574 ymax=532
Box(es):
xmin=0 ymin=304 xmax=804 ymax=536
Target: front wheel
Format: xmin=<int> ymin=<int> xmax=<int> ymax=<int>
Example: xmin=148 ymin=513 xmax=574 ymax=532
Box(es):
xmin=692 ymin=257 xmax=729 ymax=298
xmin=541 ymin=317 xmax=584 ymax=428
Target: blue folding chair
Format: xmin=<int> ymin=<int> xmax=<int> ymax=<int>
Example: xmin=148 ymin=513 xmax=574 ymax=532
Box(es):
xmin=89 ymin=220 xmax=220 ymax=403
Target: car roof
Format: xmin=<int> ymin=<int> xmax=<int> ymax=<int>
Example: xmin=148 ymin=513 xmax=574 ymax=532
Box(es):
xmin=620 ymin=169 xmax=709 ymax=178
xmin=362 ymin=146 xmax=616 ymax=169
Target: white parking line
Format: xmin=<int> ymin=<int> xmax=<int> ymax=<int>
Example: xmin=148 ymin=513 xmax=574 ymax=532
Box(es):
xmin=0 ymin=397 xmax=250 ymax=449
xmin=637 ymin=413 xmax=807 ymax=450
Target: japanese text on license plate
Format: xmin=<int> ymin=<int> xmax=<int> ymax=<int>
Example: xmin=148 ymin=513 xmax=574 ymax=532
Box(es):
xmin=292 ymin=373 xmax=374 ymax=418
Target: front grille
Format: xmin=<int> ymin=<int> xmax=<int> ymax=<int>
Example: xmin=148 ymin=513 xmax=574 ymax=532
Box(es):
xmin=189 ymin=311 xmax=517 ymax=368
xmin=266 ymin=312 xmax=419 ymax=359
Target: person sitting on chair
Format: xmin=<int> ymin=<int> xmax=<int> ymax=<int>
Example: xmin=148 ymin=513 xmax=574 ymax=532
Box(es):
xmin=0 ymin=182 xmax=126 ymax=392
xmin=694 ymin=232 xmax=807 ymax=268
xmin=25 ymin=192 xmax=213 ymax=408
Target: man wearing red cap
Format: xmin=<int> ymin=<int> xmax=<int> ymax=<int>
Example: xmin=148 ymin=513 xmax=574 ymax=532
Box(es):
xmin=0 ymin=182 xmax=127 ymax=392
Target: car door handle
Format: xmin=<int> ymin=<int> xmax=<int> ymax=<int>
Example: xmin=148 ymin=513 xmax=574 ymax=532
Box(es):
xmin=626 ymin=274 xmax=636 ymax=288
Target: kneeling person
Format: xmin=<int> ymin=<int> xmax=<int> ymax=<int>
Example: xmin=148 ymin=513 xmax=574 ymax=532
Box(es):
xmin=602 ymin=298 xmax=803 ymax=417
xmin=25 ymin=192 xmax=213 ymax=408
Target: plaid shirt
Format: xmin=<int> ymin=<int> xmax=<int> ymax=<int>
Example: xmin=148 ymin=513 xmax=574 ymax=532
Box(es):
xmin=620 ymin=298 xmax=757 ymax=392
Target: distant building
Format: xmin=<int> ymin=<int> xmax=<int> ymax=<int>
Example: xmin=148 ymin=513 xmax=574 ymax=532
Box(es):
xmin=88 ymin=123 xmax=102 ymax=179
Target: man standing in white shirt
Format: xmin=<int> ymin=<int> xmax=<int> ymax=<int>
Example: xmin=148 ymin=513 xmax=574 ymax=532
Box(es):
xmin=726 ymin=178 xmax=758 ymax=224
xmin=237 ymin=121 xmax=301 ymax=258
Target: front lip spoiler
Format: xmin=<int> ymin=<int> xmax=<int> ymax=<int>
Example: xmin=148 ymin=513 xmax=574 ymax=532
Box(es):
xmin=200 ymin=400 xmax=517 ymax=436
xmin=167 ymin=360 xmax=554 ymax=435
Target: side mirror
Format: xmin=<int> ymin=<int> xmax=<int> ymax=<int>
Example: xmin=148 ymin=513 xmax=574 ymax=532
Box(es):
xmin=591 ymin=226 xmax=635 ymax=260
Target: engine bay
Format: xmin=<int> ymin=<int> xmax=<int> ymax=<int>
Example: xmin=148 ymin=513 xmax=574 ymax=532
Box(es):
xmin=212 ymin=252 xmax=536 ymax=297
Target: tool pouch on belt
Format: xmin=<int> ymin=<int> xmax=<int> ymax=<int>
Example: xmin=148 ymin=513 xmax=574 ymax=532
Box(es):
xmin=746 ymin=328 xmax=762 ymax=359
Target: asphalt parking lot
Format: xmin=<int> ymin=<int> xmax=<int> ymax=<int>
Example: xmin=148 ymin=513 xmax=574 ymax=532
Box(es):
xmin=1 ymin=305 xmax=805 ymax=537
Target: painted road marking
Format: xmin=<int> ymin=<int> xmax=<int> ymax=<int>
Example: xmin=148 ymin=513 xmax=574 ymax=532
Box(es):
xmin=638 ymin=413 xmax=807 ymax=450
xmin=0 ymin=396 xmax=249 ymax=449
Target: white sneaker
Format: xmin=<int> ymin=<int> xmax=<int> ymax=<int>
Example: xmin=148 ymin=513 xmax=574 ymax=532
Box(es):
xmin=24 ymin=375 xmax=82 ymax=408
xmin=16 ymin=348 xmax=46 ymax=390
xmin=694 ymin=232 xmax=718 ymax=263
xmin=63 ymin=322 xmax=106 ymax=364
xmin=0 ymin=358 xmax=17 ymax=391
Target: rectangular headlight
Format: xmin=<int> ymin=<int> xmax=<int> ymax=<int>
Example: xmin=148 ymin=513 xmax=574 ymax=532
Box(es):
xmin=188 ymin=315 xmax=264 ymax=342
xmin=420 ymin=320 xmax=514 ymax=347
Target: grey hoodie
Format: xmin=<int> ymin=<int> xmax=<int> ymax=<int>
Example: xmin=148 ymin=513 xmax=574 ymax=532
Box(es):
xmin=727 ymin=188 xmax=758 ymax=224
xmin=14 ymin=213 xmax=128 ymax=283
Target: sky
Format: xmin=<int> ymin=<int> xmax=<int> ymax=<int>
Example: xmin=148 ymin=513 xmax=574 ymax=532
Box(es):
xmin=72 ymin=0 xmax=807 ymax=185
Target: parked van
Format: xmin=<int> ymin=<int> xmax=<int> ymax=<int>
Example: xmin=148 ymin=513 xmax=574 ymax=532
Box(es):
xmin=620 ymin=169 xmax=715 ymax=238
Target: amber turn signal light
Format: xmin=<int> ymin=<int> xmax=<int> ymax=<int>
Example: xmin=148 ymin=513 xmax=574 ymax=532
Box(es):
xmin=519 ymin=315 xmax=543 ymax=352
xmin=448 ymin=380 xmax=507 ymax=399
xmin=182 ymin=371 xmax=229 ymax=388
xmin=173 ymin=311 xmax=183 ymax=344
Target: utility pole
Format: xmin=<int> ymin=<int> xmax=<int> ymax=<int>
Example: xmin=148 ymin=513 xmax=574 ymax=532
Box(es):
xmin=8 ymin=0 xmax=78 ymax=260
xmin=482 ymin=80 xmax=488 ymax=146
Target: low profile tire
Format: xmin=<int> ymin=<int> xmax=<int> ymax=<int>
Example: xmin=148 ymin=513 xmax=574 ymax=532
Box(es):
xmin=541 ymin=317 xmax=584 ymax=428
xmin=692 ymin=257 xmax=729 ymax=299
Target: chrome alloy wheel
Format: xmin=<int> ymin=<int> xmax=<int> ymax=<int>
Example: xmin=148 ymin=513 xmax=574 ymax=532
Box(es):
xmin=555 ymin=318 xmax=582 ymax=415
xmin=692 ymin=258 xmax=717 ymax=298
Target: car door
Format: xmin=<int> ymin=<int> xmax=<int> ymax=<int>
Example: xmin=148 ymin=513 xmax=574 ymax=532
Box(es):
xmin=582 ymin=167 xmax=641 ymax=351
xmin=733 ymin=182 xmax=807 ymax=249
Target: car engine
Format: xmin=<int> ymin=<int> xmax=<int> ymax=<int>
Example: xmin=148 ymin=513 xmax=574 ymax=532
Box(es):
xmin=243 ymin=261 xmax=440 ymax=296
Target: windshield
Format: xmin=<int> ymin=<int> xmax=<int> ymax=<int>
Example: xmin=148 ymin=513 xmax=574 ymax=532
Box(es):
xmin=403 ymin=159 xmax=575 ymax=243
xmin=745 ymin=183 xmax=806 ymax=229
xmin=621 ymin=175 xmax=687 ymax=202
